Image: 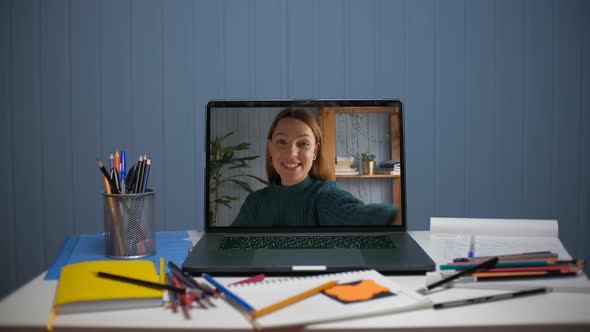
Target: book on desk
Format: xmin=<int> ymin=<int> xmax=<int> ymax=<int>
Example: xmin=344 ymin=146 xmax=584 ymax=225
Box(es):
xmin=51 ymin=260 xmax=163 ymax=314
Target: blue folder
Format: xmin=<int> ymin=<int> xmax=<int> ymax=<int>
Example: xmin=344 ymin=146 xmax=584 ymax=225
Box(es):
xmin=45 ymin=230 xmax=193 ymax=280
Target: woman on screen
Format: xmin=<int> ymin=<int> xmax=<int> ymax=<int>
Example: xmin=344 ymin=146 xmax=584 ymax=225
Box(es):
xmin=231 ymin=108 xmax=397 ymax=227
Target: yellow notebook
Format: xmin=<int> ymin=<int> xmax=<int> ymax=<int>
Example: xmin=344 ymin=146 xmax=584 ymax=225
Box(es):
xmin=52 ymin=260 xmax=163 ymax=314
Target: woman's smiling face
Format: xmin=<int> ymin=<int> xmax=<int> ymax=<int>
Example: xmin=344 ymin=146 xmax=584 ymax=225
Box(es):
xmin=267 ymin=117 xmax=319 ymax=186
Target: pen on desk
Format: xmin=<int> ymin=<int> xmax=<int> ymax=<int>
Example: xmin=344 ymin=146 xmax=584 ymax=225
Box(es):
xmin=168 ymin=261 xmax=214 ymax=297
xmin=454 ymin=251 xmax=557 ymax=262
xmin=167 ymin=262 xmax=199 ymax=288
xmin=433 ymin=287 xmax=550 ymax=309
xmin=472 ymin=270 xmax=578 ymax=278
xmin=96 ymin=271 xmax=203 ymax=297
xmin=203 ymin=273 xmax=255 ymax=313
xmin=169 ymin=268 xmax=206 ymax=300
xmin=419 ymin=257 xmax=499 ymax=294
xmin=252 ymin=280 xmax=337 ymax=318
xmin=170 ymin=274 xmax=192 ymax=319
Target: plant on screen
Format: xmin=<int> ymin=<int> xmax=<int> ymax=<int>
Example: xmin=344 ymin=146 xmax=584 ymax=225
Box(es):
xmin=209 ymin=132 xmax=268 ymax=225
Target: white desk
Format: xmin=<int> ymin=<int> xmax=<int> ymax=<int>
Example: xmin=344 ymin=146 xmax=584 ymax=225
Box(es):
xmin=1 ymin=231 xmax=589 ymax=331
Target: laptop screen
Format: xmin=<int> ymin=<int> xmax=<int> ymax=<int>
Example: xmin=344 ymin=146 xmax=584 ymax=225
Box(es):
xmin=205 ymin=99 xmax=406 ymax=232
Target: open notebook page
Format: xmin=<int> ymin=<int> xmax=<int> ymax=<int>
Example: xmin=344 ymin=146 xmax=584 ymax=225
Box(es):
xmin=428 ymin=218 xmax=570 ymax=265
xmin=225 ymin=269 xmax=431 ymax=329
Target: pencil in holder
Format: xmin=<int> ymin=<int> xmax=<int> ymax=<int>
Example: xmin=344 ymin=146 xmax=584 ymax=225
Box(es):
xmin=103 ymin=189 xmax=156 ymax=259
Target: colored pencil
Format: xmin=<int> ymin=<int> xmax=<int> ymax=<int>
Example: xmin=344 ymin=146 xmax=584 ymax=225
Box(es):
xmin=441 ymin=260 xmax=554 ymax=270
xmin=251 ymin=280 xmax=337 ymax=318
xmin=202 ymin=273 xmax=254 ymax=313
xmin=229 ymin=274 xmax=266 ymax=286
xmin=421 ymin=257 xmax=499 ymax=293
xmin=433 ymin=287 xmax=550 ymax=309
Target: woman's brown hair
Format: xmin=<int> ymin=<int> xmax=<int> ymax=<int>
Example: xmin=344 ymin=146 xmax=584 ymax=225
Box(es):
xmin=266 ymin=108 xmax=334 ymax=184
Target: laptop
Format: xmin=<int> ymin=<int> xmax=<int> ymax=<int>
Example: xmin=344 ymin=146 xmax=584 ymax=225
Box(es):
xmin=182 ymin=99 xmax=435 ymax=275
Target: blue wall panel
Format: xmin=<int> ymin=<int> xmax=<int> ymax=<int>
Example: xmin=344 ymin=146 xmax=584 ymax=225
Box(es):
xmin=254 ymin=0 xmax=284 ymax=98
xmin=131 ymin=0 xmax=165 ymax=229
xmin=1 ymin=0 xmax=588 ymax=298
xmin=465 ymin=0 xmax=496 ymax=217
xmin=225 ymin=0 xmax=252 ymax=98
xmin=405 ymin=0 xmax=436 ymax=229
xmin=495 ymin=0 xmax=526 ymax=217
xmin=0 ymin=0 xmax=16 ymax=297
xmin=524 ymin=0 xmax=554 ymax=219
xmin=162 ymin=0 xmax=196 ymax=231
xmin=553 ymin=0 xmax=583 ymax=256
xmin=435 ymin=0 xmax=466 ymax=216
xmin=288 ymin=0 xmax=316 ymax=98
xmin=70 ymin=0 xmax=102 ymax=235
xmin=318 ymin=0 xmax=345 ymax=97
xmin=349 ymin=0 xmax=376 ymax=98
xmin=375 ymin=0 xmax=404 ymax=99
xmin=100 ymin=0 xmax=132 ymax=160
xmin=581 ymin=0 xmax=590 ymax=268
xmin=11 ymin=0 xmax=45 ymax=288
xmin=40 ymin=0 xmax=74 ymax=265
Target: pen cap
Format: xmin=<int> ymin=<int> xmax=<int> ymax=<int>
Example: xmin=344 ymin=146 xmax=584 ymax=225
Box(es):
xmin=103 ymin=189 xmax=156 ymax=259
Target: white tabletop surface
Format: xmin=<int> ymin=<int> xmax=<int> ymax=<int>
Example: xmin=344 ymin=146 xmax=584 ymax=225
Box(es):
xmin=1 ymin=231 xmax=589 ymax=331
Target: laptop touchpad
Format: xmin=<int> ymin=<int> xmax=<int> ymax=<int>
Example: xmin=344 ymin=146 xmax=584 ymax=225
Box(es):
xmin=253 ymin=249 xmax=364 ymax=267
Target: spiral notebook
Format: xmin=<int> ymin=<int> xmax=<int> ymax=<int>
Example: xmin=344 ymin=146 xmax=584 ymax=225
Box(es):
xmin=226 ymin=269 xmax=431 ymax=329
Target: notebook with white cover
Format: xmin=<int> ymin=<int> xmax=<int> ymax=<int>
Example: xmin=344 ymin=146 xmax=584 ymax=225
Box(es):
xmin=226 ymin=269 xmax=431 ymax=329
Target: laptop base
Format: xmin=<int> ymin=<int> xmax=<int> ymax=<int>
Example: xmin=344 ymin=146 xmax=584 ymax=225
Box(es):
xmin=182 ymin=232 xmax=435 ymax=275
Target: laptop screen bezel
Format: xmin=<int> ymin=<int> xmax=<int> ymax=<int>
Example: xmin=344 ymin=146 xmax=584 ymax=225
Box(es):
xmin=204 ymin=99 xmax=407 ymax=233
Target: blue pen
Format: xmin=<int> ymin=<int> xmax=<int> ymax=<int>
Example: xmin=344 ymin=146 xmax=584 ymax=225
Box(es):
xmin=467 ymin=235 xmax=475 ymax=259
xmin=202 ymin=273 xmax=254 ymax=313
xmin=120 ymin=150 xmax=126 ymax=182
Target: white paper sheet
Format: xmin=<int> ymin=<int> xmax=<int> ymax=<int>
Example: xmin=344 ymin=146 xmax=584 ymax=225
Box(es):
xmin=430 ymin=218 xmax=558 ymax=237
xmin=428 ymin=218 xmax=569 ymax=265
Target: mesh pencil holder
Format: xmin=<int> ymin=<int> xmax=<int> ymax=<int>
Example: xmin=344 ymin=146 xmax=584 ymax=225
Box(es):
xmin=103 ymin=189 xmax=156 ymax=259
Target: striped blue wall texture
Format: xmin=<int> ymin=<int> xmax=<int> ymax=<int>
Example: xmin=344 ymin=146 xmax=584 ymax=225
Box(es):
xmin=1 ymin=0 xmax=588 ymax=298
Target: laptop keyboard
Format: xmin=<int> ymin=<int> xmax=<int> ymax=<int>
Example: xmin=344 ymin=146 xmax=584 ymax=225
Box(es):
xmin=218 ymin=235 xmax=396 ymax=250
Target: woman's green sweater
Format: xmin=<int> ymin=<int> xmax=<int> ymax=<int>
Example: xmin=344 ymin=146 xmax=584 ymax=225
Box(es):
xmin=231 ymin=176 xmax=397 ymax=227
